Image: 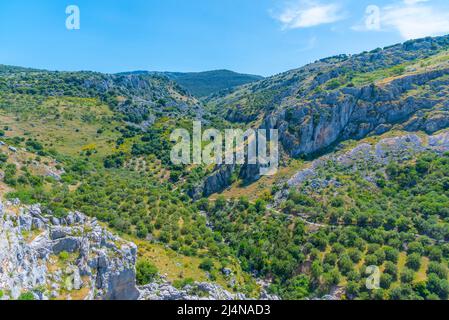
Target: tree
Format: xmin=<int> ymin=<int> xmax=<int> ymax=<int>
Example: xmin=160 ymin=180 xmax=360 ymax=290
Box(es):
xmin=384 ymin=247 xmax=399 ymax=263
xmin=338 ymin=254 xmax=354 ymax=275
xmin=406 ymin=253 xmax=422 ymax=271
xmin=401 ymin=268 xmax=415 ymax=284
xmin=283 ymin=275 xmax=311 ymax=300
xmin=380 ymin=274 xmax=393 ymax=290
xmin=384 ymin=261 xmax=398 ymax=280
xmin=199 ymin=258 xmax=214 ymax=272
xmin=427 ymin=273 xmax=449 ymax=300
xmin=427 ymin=262 xmax=448 ymax=280
xmin=136 ymin=260 xmax=158 ymax=285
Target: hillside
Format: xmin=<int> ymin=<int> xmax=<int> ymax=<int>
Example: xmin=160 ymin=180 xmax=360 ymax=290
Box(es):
xmin=209 ymin=35 xmax=449 ymax=157
xmin=0 ymin=65 xmax=262 ymax=300
xmin=2 ymin=34 xmax=449 ymax=300
xmin=122 ymin=70 xmax=263 ymax=98
xmin=163 ymin=70 xmax=263 ymax=98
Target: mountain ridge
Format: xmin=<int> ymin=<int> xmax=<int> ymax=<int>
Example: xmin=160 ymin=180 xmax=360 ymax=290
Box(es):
xmin=3 ymin=34 xmax=449 ymax=301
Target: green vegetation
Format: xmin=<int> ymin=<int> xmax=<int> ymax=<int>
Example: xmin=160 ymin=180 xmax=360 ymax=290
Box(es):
xmin=3 ymin=35 xmax=449 ymax=300
xmin=136 ymin=260 xmax=159 ymax=285
xmin=163 ymin=70 xmax=263 ymax=97
xmin=18 ymin=292 xmax=35 ymax=301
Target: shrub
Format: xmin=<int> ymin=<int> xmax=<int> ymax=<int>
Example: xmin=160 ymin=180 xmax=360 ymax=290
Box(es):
xmin=199 ymin=258 xmax=214 ymax=272
xmin=400 ymin=268 xmax=415 ymax=284
xmin=59 ymin=251 xmax=70 ymax=261
xmin=136 ymin=260 xmax=158 ymax=285
xmin=18 ymin=292 xmax=35 ymax=300
xmin=406 ymin=253 xmax=422 ymax=271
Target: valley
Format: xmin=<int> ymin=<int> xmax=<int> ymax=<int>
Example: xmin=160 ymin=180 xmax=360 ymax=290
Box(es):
xmin=2 ymin=35 xmax=449 ymax=300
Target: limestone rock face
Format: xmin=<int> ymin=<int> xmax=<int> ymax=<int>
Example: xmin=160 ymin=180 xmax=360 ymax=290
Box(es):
xmin=0 ymin=201 xmax=139 ymax=300
xmin=189 ymin=164 xmax=236 ymax=199
xmin=275 ymin=130 xmax=449 ymax=204
xmin=138 ymin=279 xmax=279 ymax=301
xmin=264 ymin=69 xmax=449 ymax=158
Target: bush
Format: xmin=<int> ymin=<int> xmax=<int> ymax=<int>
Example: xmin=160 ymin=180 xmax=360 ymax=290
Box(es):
xmin=18 ymin=292 xmax=35 ymax=300
xmin=173 ymin=278 xmax=195 ymax=289
xmin=400 ymin=268 xmax=415 ymax=284
xmin=199 ymin=258 xmax=214 ymax=272
xmin=0 ymin=152 xmax=7 ymax=165
xmin=427 ymin=262 xmax=448 ymax=279
xmin=136 ymin=260 xmax=158 ymax=285
xmin=384 ymin=247 xmax=399 ymax=263
xmin=380 ymin=274 xmax=393 ymax=289
xmin=406 ymin=253 xmax=422 ymax=271
xmin=59 ymin=251 xmax=70 ymax=261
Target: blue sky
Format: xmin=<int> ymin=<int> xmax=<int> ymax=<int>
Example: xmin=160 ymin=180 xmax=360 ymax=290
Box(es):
xmin=1 ymin=0 xmax=449 ymax=76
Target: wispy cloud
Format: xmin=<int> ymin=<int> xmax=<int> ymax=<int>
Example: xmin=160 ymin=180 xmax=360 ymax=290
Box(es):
xmin=383 ymin=1 xmax=449 ymax=39
xmin=402 ymin=0 xmax=429 ymax=5
xmin=274 ymin=1 xmax=347 ymax=30
xmin=353 ymin=0 xmax=449 ymax=40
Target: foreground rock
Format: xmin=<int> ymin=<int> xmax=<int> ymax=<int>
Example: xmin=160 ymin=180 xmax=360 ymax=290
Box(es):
xmin=0 ymin=200 xmax=139 ymax=300
xmin=139 ymin=279 xmax=279 ymax=301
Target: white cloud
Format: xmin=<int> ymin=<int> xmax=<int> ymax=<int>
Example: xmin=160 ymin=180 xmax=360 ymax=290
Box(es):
xmin=275 ymin=1 xmax=346 ymax=29
xmin=383 ymin=1 xmax=449 ymax=39
xmin=402 ymin=0 xmax=429 ymax=5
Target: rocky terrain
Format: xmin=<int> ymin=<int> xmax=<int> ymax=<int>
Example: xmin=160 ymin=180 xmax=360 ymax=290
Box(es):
xmin=197 ymin=35 xmax=449 ymax=196
xmin=0 ymin=200 xmax=139 ymax=300
xmin=0 ymin=199 xmax=279 ymax=300
xmin=4 ymin=34 xmax=449 ymax=301
xmin=139 ymin=280 xmax=278 ymax=301
xmin=282 ymin=130 xmax=449 ymax=196
xmin=0 ymin=66 xmax=203 ymax=125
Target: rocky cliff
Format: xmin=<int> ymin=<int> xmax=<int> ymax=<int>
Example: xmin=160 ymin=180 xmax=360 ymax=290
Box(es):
xmin=0 ymin=199 xmax=279 ymax=300
xmin=264 ymin=68 xmax=449 ymax=158
xmin=275 ymin=130 xmax=449 ymax=205
xmin=0 ymin=200 xmax=139 ymax=300
xmin=209 ymin=35 xmax=449 ymax=158
xmin=196 ymin=35 xmax=449 ymax=195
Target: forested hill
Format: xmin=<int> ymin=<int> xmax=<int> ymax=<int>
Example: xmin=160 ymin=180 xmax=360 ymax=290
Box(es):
xmin=163 ymin=70 xmax=264 ymax=97
xmin=121 ymin=69 xmax=263 ymax=97
xmin=3 ymin=34 xmax=449 ymax=301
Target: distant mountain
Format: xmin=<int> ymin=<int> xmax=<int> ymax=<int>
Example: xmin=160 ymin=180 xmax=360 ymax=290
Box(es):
xmin=122 ymin=69 xmax=264 ymax=98
xmin=163 ymin=70 xmax=263 ymax=97
xmin=0 ymin=66 xmax=203 ymax=124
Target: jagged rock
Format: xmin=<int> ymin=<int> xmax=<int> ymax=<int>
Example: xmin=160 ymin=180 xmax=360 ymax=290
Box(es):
xmin=65 ymin=213 xmax=75 ymax=226
xmin=222 ymin=268 xmax=232 ymax=276
xmin=138 ymin=279 xmax=279 ymax=301
xmin=282 ymin=130 xmax=449 ymax=199
xmin=19 ymin=215 xmax=33 ymax=232
xmin=51 ymin=217 xmax=60 ymax=226
xmin=52 ymin=237 xmax=82 ymax=254
xmin=32 ymin=218 xmax=46 ymax=231
xmin=0 ymin=200 xmax=139 ymax=301
xmin=49 ymin=227 xmax=73 ymax=240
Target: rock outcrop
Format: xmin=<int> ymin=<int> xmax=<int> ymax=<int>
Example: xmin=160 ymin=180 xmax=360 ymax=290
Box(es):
xmin=266 ymin=68 xmax=449 ymax=158
xmin=0 ymin=200 xmax=139 ymax=300
xmin=277 ymin=130 xmax=449 ymax=201
xmin=139 ymin=279 xmax=279 ymax=301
